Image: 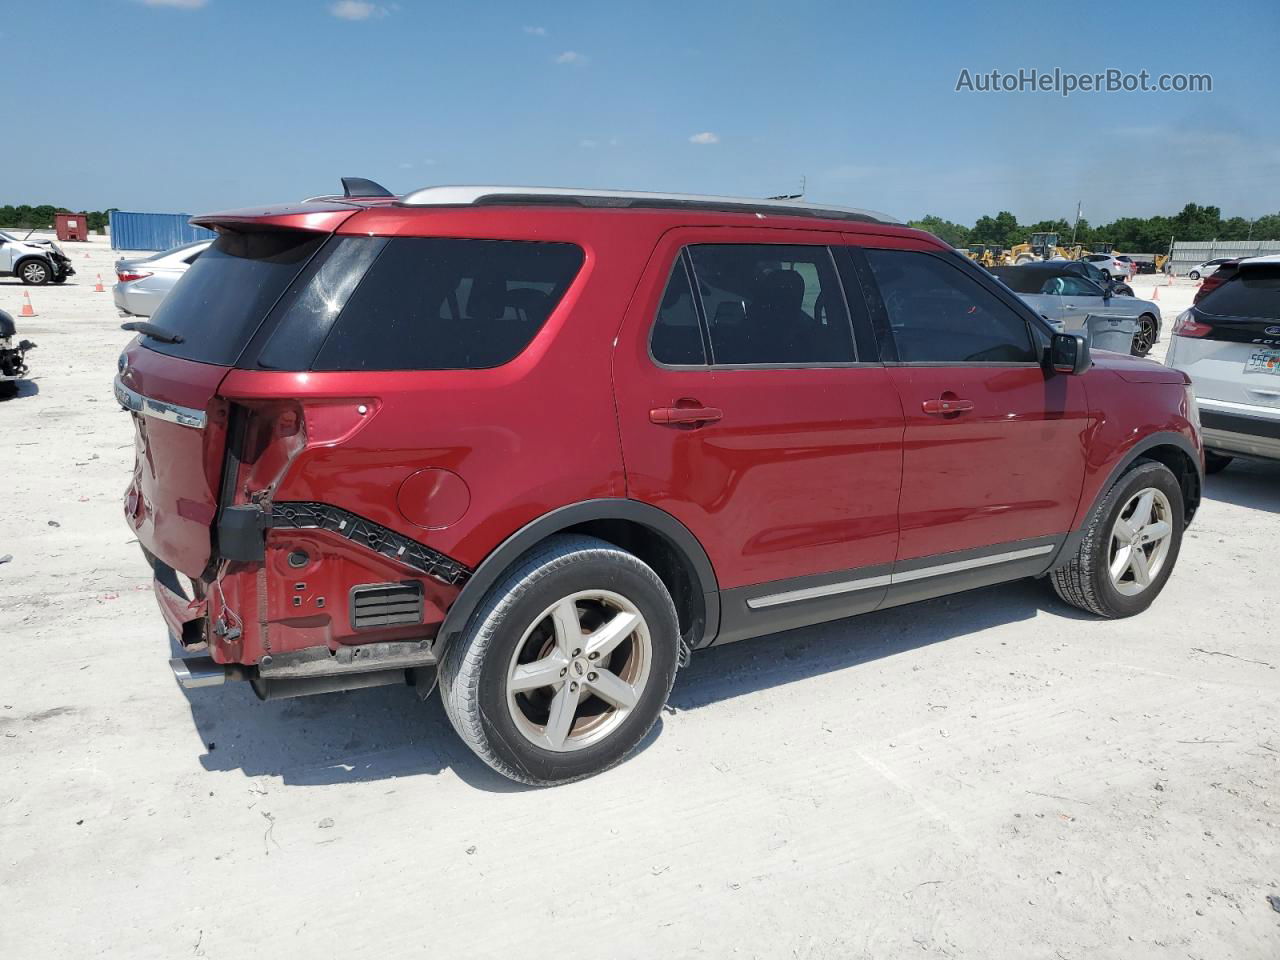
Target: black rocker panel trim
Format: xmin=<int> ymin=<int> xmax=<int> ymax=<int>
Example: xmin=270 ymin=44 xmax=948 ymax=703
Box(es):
xmin=432 ymin=499 xmax=721 ymax=657
xmin=271 ymin=501 xmax=471 ymax=586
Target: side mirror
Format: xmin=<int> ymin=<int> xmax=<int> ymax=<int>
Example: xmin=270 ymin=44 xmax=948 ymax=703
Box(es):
xmin=1050 ymin=331 xmax=1090 ymax=375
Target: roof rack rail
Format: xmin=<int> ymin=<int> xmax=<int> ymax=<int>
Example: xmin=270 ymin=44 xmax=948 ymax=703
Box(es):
xmin=396 ymin=185 xmax=899 ymax=224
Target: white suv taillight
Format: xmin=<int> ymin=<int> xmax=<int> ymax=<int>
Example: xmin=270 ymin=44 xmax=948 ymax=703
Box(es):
xmin=1172 ymin=310 xmax=1213 ymax=338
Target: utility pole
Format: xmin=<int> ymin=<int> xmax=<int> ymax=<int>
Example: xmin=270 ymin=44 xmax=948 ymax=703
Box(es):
xmin=1071 ymin=201 xmax=1082 ymax=245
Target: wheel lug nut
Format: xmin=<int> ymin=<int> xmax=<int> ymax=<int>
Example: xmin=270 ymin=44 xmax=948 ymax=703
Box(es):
xmin=569 ymin=681 xmax=578 ymax=692
xmin=559 ymin=667 xmax=567 ymax=677
xmin=571 ymin=648 xmax=582 ymax=657
xmin=587 ymin=672 xmax=597 ymax=681
xmin=588 ymin=652 xmax=598 ymax=660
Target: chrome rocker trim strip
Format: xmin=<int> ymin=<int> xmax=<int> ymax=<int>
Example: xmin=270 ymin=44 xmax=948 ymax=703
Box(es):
xmin=746 ymin=544 xmax=1055 ymax=610
xmin=114 ymin=376 xmax=207 ymax=429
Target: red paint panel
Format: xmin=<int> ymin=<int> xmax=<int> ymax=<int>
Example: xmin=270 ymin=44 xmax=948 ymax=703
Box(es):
xmin=119 ymin=341 xmax=229 ymax=578
xmin=612 ymin=225 xmax=905 ymax=589
xmin=888 ymin=365 xmax=1092 ymax=561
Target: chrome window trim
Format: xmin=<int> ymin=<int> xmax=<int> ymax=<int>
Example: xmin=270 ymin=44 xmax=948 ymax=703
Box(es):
xmin=745 ymin=544 xmax=1056 ymax=610
xmin=113 ymin=376 xmax=207 ymax=429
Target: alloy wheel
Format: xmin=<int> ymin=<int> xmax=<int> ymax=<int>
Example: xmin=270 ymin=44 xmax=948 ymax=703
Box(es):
xmin=1108 ymin=487 xmax=1174 ymax=596
xmin=1132 ymin=316 xmax=1156 ymax=355
xmin=21 ymin=261 xmax=48 ymax=284
xmin=505 ymin=589 xmax=652 ymax=752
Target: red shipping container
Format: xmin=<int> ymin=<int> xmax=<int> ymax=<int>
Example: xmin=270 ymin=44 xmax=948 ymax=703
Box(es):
xmin=55 ymin=213 xmax=89 ymax=242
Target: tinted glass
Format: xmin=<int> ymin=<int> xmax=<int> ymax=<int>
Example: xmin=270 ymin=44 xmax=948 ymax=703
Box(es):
xmin=650 ymin=258 xmax=706 ymax=365
xmin=313 ymin=238 xmax=583 ymax=371
xmin=1197 ymin=267 xmax=1280 ymax=320
xmin=1040 ymin=275 xmax=1103 ymax=296
xmin=866 ymin=250 xmax=1037 ymax=363
xmin=144 ymin=231 xmax=326 ymax=364
xmin=687 ymin=244 xmax=854 ymax=365
xmin=990 ymin=267 xmax=1044 ymax=294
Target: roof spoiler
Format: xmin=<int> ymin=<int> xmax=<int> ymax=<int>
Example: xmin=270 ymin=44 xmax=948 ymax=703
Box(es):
xmin=341 ymin=177 xmax=393 ymax=198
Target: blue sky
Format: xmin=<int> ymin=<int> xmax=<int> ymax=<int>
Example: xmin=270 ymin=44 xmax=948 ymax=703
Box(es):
xmin=7 ymin=0 xmax=1278 ymax=224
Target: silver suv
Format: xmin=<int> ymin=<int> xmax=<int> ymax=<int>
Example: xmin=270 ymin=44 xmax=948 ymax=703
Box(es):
xmin=1165 ymin=255 xmax=1280 ymax=472
xmin=0 ymin=229 xmax=75 ymax=285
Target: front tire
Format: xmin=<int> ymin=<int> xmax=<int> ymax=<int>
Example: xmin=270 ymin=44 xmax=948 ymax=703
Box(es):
xmin=18 ymin=259 xmax=51 ymax=285
xmin=440 ymin=534 xmax=681 ymax=786
xmin=1189 ymin=270 xmax=1201 ymax=280
xmin=1049 ymin=459 xmax=1184 ymax=618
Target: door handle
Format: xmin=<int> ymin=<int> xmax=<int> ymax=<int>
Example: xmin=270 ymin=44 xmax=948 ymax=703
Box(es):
xmin=650 ymin=405 xmax=723 ymax=426
xmin=922 ymin=398 xmax=974 ymax=415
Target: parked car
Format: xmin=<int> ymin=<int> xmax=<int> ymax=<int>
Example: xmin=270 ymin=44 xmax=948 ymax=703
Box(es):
xmin=1081 ymin=253 xmax=1132 ymax=279
xmin=0 ymin=229 xmax=76 ymax=285
xmin=1193 ymin=258 xmax=1241 ymax=304
xmin=1188 ymin=258 xmax=1234 ymax=281
xmin=113 ymin=239 xmax=212 ymax=317
xmin=1166 ymin=255 xmax=1280 ymax=472
xmin=0 ymin=308 xmax=36 ymax=399
xmin=1075 ymin=258 xmax=1135 ymax=297
xmin=990 ymin=262 xmax=1160 ymax=355
xmin=117 ymin=183 xmax=1203 ymax=785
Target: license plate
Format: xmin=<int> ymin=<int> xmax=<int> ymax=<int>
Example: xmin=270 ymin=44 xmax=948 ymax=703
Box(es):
xmin=1244 ymin=349 xmax=1280 ymax=375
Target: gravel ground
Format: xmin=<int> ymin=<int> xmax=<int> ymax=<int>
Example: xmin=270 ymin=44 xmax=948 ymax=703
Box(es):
xmin=1 ymin=238 xmax=1277 ymax=959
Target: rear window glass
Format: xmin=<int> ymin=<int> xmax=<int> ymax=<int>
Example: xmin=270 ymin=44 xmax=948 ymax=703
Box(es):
xmin=312 ymin=238 xmax=583 ymax=371
xmin=143 ymin=231 xmax=326 ymax=364
xmin=1198 ymin=267 xmax=1280 ymax=320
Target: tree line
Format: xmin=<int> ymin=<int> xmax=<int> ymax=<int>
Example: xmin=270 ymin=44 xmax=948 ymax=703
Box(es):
xmin=0 ymin=205 xmax=113 ymax=232
xmin=910 ymin=203 xmax=1280 ymax=253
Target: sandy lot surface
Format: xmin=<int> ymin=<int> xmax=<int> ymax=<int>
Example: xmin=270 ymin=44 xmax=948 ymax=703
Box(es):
xmin=1 ymin=238 xmax=1277 ymax=959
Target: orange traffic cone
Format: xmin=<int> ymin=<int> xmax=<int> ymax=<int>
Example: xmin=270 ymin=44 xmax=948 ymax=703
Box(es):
xmin=94 ymin=274 xmax=105 ymax=293
xmin=1152 ymin=286 xmax=1160 ymax=301
xmin=20 ymin=291 xmax=36 ymax=317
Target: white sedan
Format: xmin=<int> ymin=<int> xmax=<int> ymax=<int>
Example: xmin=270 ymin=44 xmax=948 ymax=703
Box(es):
xmin=113 ymin=240 xmax=212 ymax=317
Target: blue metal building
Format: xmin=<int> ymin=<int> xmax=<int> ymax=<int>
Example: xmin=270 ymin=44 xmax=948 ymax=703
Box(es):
xmin=109 ymin=211 xmax=216 ymax=252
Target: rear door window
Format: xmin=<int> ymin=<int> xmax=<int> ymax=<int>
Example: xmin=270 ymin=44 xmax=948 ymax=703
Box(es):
xmin=312 ymin=238 xmax=583 ymax=371
xmin=685 ymin=244 xmax=855 ymax=365
xmin=650 ymin=257 xmax=707 ymax=365
xmin=144 ymin=231 xmax=327 ymax=365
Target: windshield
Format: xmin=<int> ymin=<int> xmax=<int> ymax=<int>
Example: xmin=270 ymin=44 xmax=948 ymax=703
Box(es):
xmin=142 ymin=230 xmax=327 ymax=364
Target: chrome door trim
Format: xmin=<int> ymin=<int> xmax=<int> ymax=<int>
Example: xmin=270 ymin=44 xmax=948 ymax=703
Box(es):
xmin=746 ymin=574 xmax=892 ymax=609
xmin=746 ymin=544 xmax=1056 ymax=610
xmin=114 ymin=376 xmax=207 ymax=429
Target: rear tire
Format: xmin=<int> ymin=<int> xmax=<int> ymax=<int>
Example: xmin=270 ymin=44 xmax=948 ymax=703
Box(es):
xmin=440 ymin=534 xmax=681 ymax=786
xmin=1049 ymin=459 xmax=1184 ymax=618
xmin=1203 ymin=451 xmax=1233 ymax=474
xmin=0 ymin=381 xmax=17 ymax=400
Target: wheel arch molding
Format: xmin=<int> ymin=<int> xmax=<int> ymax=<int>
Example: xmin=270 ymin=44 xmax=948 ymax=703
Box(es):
xmin=1051 ymin=430 xmax=1202 ymax=570
xmin=432 ymin=499 xmax=721 ymax=665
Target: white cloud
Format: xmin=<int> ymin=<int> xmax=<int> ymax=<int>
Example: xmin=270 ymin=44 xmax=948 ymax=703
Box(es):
xmin=579 ymin=139 xmax=599 ymax=149
xmin=555 ymin=51 xmax=587 ymax=65
xmin=135 ymin=0 xmax=208 ymax=8
xmin=688 ymin=131 xmax=720 ymax=145
xmin=329 ymin=1 xmax=388 ymax=20
xmin=523 ymin=26 xmax=547 ymax=36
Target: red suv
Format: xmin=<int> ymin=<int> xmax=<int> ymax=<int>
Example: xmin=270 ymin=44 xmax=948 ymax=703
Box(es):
xmin=116 ymin=183 xmax=1204 ymax=785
